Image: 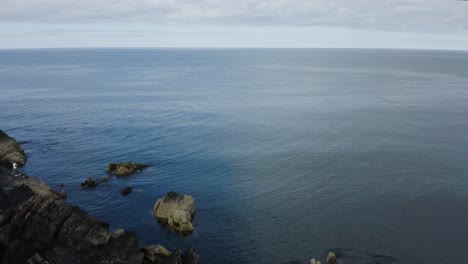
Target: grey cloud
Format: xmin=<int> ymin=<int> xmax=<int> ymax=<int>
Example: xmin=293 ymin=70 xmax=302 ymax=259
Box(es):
xmin=1 ymin=0 xmax=468 ymax=32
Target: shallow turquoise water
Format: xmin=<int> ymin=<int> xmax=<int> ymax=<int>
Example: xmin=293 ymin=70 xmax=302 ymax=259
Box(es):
xmin=1 ymin=48 xmax=468 ymax=263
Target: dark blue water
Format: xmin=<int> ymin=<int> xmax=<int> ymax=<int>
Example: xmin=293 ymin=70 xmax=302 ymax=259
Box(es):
xmin=1 ymin=48 xmax=468 ymax=264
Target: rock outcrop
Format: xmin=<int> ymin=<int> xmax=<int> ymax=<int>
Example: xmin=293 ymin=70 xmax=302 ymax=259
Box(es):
xmin=107 ymin=162 xmax=148 ymax=177
xmin=0 ymin=131 xmax=200 ymax=264
xmin=153 ymin=191 xmax=196 ymax=234
xmin=0 ymin=178 xmax=144 ymax=264
xmin=326 ymin=251 xmax=336 ymax=264
xmin=80 ymin=177 xmax=99 ymax=188
xmin=0 ymin=130 xmax=27 ymax=167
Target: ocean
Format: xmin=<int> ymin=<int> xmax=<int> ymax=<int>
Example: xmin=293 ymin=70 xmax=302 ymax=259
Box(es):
xmin=1 ymin=48 xmax=468 ymax=264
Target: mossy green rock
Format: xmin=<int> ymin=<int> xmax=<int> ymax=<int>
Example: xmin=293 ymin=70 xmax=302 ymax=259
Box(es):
xmin=107 ymin=162 xmax=147 ymax=177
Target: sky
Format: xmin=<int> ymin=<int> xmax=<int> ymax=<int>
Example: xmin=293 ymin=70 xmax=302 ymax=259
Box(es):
xmin=0 ymin=0 xmax=468 ymax=49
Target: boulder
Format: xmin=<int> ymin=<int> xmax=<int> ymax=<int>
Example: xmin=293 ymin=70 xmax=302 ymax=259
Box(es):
xmin=0 ymin=131 xmax=27 ymax=167
xmin=107 ymin=162 xmax=147 ymax=177
xmin=326 ymin=251 xmax=336 ymax=264
xmin=80 ymin=178 xmax=99 ymax=188
xmin=142 ymin=244 xmax=199 ymax=264
xmin=153 ymin=191 xmax=196 ymax=234
xmin=102 ymin=175 xmax=110 ymax=182
xmin=142 ymin=244 xmax=171 ymax=264
xmin=310 ymin=259 xmax=321 ymax=264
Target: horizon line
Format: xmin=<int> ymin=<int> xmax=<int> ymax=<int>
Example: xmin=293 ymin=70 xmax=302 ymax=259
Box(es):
xmin=1 ymin=46 xmax=468 ymax=52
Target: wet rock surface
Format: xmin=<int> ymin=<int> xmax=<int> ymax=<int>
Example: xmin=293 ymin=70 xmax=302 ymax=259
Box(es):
xmin=107 ymin=162 xmax=148 ymax=177
xmin=153 ymin=191 xmax=196 ymax=234
xmin=0 ymin=130 xmax=27 ymax=167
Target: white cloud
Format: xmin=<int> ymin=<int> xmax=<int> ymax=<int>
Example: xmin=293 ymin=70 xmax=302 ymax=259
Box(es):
xmin=1 ymin=0 xmax=468 ymax=32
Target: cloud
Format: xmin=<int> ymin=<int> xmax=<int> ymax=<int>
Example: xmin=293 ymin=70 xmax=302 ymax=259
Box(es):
xmin=0 ymin=0 xmax=467 ymax=32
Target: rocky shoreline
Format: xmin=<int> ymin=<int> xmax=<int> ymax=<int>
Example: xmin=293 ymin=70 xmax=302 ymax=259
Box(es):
xmin=0 ymin=130 xmax=337 ymax=264
xmin=0 ymin=130 xmax=199 ymax=264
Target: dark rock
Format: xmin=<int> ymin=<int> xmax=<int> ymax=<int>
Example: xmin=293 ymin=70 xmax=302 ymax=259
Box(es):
xmin=142 ymin=244 xmax=171 ymax=264
xmin=80 ymin=177 xmax=99 ymax=188
xmin=0 ymin=134 xmax=198 ymax=264
xmin=121 ymin=186 xmax=133 ymax=196
xmin=165 ymin=248 xmax=183 ymax=264
xmin=0 ymin=131 xmax=27 ymax=167
xmin=182 ymin=244 xmax=200 ymax=264
xmin=102 ymin=175 xmax=110 ymax=182
xmin=107 ymin=162 xmax=147 ymax=177
xmin=56 ymin=190 xmax=67 ymax=199
xmin=27 ymin=253 xmax=50 ymax=264
xmin=153 ymin=191 xmax=196 ymax=234
xmin=1 ymin=187 xmax=144 ymax=264
xmin=0 ymin=224 xmax=14 ymax=247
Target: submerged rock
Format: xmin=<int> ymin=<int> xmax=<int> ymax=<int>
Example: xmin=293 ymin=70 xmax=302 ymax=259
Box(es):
xmin=121 ymin=186 xmax=133 ymax=196
xmin=0 ymin=130 xmax=27 ymax=167
xmin=80 ymin=177 xmax=99 ymax=188
xmin=153 ymin=191 xmax=196 ymax=234
xmin=107 ymin=162 xmax=148 ymax=177
xmin=102 ymin=175 xmax=110 ymax=182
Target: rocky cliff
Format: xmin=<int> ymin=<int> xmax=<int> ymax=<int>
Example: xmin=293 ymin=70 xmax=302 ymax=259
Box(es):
xmin=0 ymin=130 xmax=199 ymax=264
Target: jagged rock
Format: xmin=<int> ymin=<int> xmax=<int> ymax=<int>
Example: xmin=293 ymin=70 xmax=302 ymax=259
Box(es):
xmin=326 ymin=251 xmax=336 ymax=264
xmin=153 ymin=191 xmax=196 ymax=234
xmin=80 ymin=177 xmax=99 ymax=188
xmin=143 ymin=244 xmax=171 ymax=264
xmin=56 ymin=190 xmax=67 ymax=199
xmin=121 ymin=186 xmax=133 ymax=196
xmin=107 ymin=162 xmax=147 ymax=177
xmin=1 ymin=184 xmax=144 ymax=264
xmin=0 ymin=134 xmax=200 ymax=264
xmin=0 ymin=131 xmax=27 ymax=167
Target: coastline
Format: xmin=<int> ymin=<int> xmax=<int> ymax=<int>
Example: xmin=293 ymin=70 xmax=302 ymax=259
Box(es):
xmin=0 ymin=130 xmax=199 ymax=264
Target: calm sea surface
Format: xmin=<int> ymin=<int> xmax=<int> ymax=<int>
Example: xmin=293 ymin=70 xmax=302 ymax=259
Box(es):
xmin=1 ymin=48 xmax=468 ymax=264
